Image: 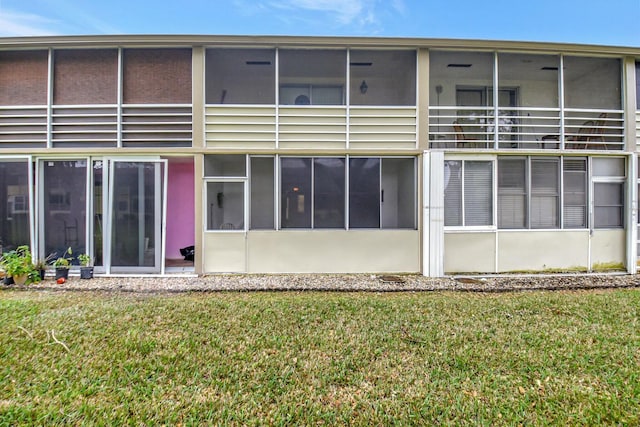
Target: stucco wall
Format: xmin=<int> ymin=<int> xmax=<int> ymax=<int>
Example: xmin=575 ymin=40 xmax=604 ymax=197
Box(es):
xmin=166 ymin=160 xmax=195 ymax=259
xmin=202 ymin=230 xmax=420 ymax=273
xmin=497 ymin=231 xmax=590 ymax=272
xmin=444 ymin=232 xmax=496 ymax=273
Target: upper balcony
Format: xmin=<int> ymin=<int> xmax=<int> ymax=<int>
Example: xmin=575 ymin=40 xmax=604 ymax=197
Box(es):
xmin=428 ymin=51 xmax=624 ymax=151
xmin=205 ymin=48 xmax=418 ymax=150
xmin=0 ymin=48 xmax=193 ymax=149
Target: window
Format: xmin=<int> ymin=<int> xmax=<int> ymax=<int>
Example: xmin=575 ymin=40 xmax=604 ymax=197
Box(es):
xmin=206 ymin=155 xmax=417 ymax=231
xmin=498 ymin=158 xmax=527 ymax=229
xmin=205 ymin=155 xmax=246 ymax=231
xmin=593 ymin=157 xmax=625 ymax=229
xmin=314 ymin=158 xmax=345 ymax=228
xmin=530 ymin=158 xmax=559 ymax=229
xmin=206 ymin=182 xmax=244 ymax=230
xmin=204 ymin=154 xmax=246 ymax=177
xmin=348 ymin=157 xmax=416 ymax=229
xmin=278 ymin=156 xmax=416 ymax=230
xmin=563 ymin=158 xmax=587 ymax=228
xmin=498 ymin=157 xmax=560 ymax=229
xmin=250 ymin=157 xmax=275 ymax=230
xmin=444 ymin=160 xmax=493 ymax=227
xmin=280 ymin=157 xmax=345 ymax=229
xmin=349 ymin=158 xmax=380 ymax=228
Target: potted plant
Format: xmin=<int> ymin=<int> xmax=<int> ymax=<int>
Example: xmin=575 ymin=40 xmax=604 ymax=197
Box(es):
xmin=53 ymin=247 xmax=73 ymax=280
xmin=0 ymin=245 xmax=34 ymax=286
xmin=78 ymin=253 xmax=93 ymax=279
xmin=33 ymin=253 xmax=54 ymax=281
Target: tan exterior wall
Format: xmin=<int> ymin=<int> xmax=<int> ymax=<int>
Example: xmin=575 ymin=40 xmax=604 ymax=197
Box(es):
xmin=246 ymin=230 xmax=420 ymax=273
xmin=444 ymin=232 xmax=496 ymax=273
xmin=203 ymin=232 xmax=246 ymax=272
xmin=591 ymin=229 xmax=626 ymax=267
xmin=498 ymin=231 xmax=590 ymax=271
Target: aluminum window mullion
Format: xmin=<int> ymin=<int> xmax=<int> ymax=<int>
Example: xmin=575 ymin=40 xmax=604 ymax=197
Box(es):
xmin=560 ymin=157 xmax=564 ymax=229
xmin=275 ymin=48 xmax=280 ymax=150
xmin=379 ymin=159 xmax=383 ymax=229
xmin=559 ymin=55 xmax=565 ymax=149
xmin=275 ymin=155 xmax=280 ymax=230
xmin=461 ymin=161 xmax=466 ymax=226
xmin=46 ymin=48 xmax=53 ymax=149
xmin=346 ymin=49 xmax=350 ymax=149
xmin=245 ymin=155 xmax=250 ymax=232
xmin=527 ymin=157 xmax=531 ymax=229
xmin=493 ymin=52 xmax=499 ymax=149
xmin=117 ymin=47 xmax=123 ymax=148
xmin=345 ymin=155 xmax=350 ymax=230
xmin=311 ymin=159 xmax=315 ymax=229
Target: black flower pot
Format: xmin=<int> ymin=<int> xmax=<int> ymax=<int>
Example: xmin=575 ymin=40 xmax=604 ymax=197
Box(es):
xmin=55 ymin=268 xmax=69 ymax=280
xmin=3 ymin=276 xmax=14 ymax=285
xmin=80 ymin=266 xmax=93 ymax=279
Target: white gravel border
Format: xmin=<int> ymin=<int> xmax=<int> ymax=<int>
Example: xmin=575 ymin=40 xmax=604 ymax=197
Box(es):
xmin=4 ymin=272 xmax=639 ymax=293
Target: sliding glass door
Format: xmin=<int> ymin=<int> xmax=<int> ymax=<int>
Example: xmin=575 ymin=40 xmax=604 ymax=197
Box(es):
xmin=39 ymin=159 xmax=88 ymax=262
xmin=107 ymin=159 xmax=166 ymax=273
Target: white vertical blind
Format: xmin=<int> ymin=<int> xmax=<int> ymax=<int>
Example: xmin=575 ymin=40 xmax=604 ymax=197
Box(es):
xmin=464 ymin=161 xmax=493 ymax=226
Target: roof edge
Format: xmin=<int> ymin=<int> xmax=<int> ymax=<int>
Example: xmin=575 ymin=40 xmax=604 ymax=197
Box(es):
xmin=0 ymin=34 xmax=638 ymax=55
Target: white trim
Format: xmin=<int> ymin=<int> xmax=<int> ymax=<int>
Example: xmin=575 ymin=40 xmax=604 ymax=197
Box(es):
xmin=346 ymin=49 xmax=350 ymax=149
xmin=275 ymin=47 xmax=280 ymax=149
xmin=630 ymin=154 xmax=638 ymax=273
xmin=106 ymin=157 xmax=166 ymax=274
xmin=46 ymin=48 xmax=53 ymax=149
xmin=559 ymin=54 xmax=566 ymax=149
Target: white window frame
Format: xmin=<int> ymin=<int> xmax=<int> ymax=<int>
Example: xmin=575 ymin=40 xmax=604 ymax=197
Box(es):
xmin=443 ymin=154 xmax=496 ymax=231
xmin=203 ymin=155 xmax=248 ymax=233
xmin=591 ymin=156 xmax=626 ymax=230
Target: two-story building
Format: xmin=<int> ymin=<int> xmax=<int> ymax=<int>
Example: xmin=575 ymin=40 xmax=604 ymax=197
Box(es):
xmin=0 ymin=35 xmax=638 ymax=276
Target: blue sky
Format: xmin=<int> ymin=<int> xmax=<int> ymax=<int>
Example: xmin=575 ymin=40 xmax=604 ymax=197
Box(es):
xmin=0 ymin=0 xmax=638 ymax=47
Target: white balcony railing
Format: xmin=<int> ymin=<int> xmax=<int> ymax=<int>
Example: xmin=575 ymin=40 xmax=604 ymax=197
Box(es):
xmin=0 ymin=106 xmax=48 ymax=147
xmin=205 ymin=104 xmax=417 ymax=149
xmin=52 ymin=105 xmax=118 ymax=146
xmin=349 ymin=106 xmax=417 ymax=148
xmin=429 ymin=106 xmax=624 ymax=151
xmin=205 ymin=105 xmax=276 ymax=148
xmin=278 ymin=106 xmax=347 ymax=148
xmin=1 ymin=104 xmax=193 ymax=148
xmin=121 ymin=105 xmax=192 ymax=147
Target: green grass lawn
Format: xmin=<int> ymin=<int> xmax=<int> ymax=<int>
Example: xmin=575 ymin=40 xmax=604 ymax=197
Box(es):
xmin=1 ymin=289 xmax=639 ymax=426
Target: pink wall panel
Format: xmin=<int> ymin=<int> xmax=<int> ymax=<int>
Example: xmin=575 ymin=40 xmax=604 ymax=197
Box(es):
xmin=166 ymin=160 xmax=195 ymax=259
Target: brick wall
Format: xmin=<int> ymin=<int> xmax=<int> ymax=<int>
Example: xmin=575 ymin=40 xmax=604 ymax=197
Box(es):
xmin=53 ymin=49 xmax=118 ymax=105
xmin=0 ymin=51 xmax=48 ymax=105
xmin=123 ymin=48 xmax=192 ymax=104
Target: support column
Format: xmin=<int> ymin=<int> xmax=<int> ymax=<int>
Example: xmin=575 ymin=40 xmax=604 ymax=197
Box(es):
xmin=417 ymin=48 xmax=430 ymax=151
